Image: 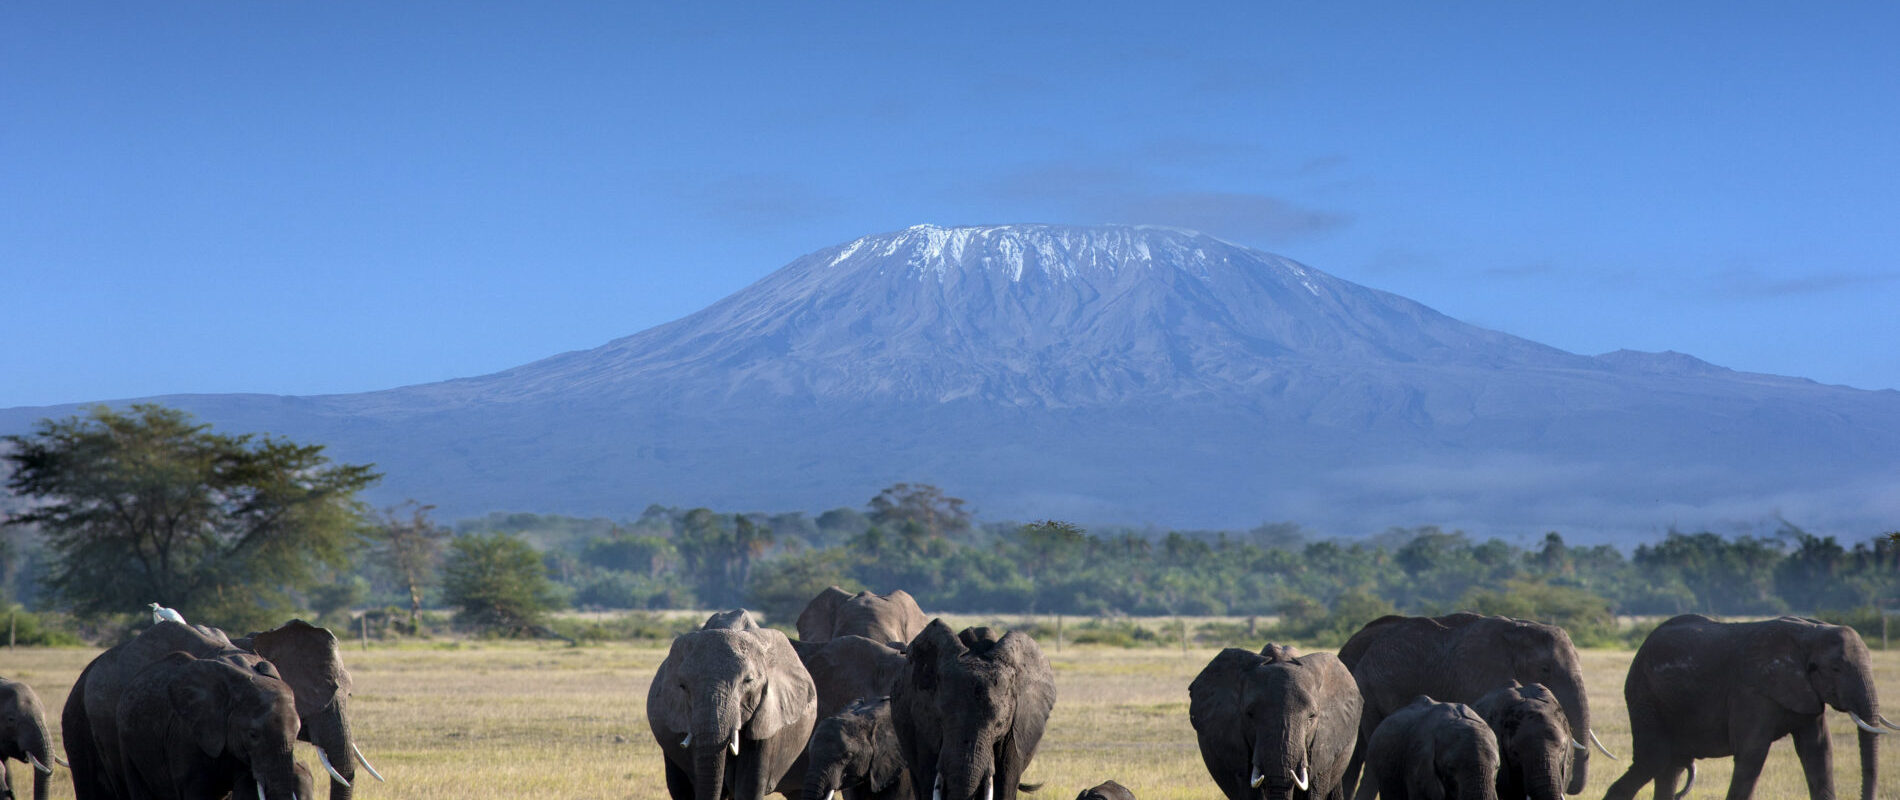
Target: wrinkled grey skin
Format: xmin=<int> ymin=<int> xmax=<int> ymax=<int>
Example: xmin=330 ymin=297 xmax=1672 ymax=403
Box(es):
xmin=1471 ymin=682 xmax=1571 ymax=800
xmin=1338 ymin=614 xmax=1592 ymax=796
xmin=1 ymin=677 xmax=58 ymax=800
xmin=1075 ymin=780 xmax=1136 ymax=800
xmin=787 ymin=634 xmax=909 ymax=797
xmin=803 ymin=697 xmax=910 ymax=800
xmin=648 ymin=609 xmax=817 ymax=800
xmin=1355 ymin=697 xmax=1500 ymax=800
xmin=796 ymin=588 xmax=928 ymax=648
xmin=1603 ymin=615 xmax=1885 ymax=800
xmin=114 ymin=651 xmax=303 ymax=800
xmin=65 ymin=620 xmax=371 ymax=800
xmin=1190 ymin=644 xmax=1362 ymax=800
xmin=891 ymin=620 xmax=1056 ymax=800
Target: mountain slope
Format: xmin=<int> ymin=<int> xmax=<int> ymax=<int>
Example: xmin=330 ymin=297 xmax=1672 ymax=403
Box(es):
xmin=4 ymin=224 xmax=1896 ymax=540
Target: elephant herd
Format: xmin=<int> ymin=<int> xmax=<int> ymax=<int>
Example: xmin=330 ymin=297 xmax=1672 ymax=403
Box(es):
xmin=0 ymin=593 xmax=1890 ymax=800
xmin=0 ymin=619 xmax=381 ymax=800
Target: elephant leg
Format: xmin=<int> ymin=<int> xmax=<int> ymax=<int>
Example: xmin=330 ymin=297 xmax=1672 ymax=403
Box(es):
xmin=1724 ymin=742 xmax=1772 ymax=800
xmin=2 ymin=760 xmax=13 ymax=800
xmin=1602 ymin=761 xmax=1657 ymax=800
xmin=1650 ymin=764 xmax=1684 ymax=800
xmin=663 ymin=757 xmax=694 ymax=800
xmin=1788 ymin=715 xmax=1835 ymax=800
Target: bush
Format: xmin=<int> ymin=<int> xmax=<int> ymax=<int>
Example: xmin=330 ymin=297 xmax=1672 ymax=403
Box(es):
xmin=441 ymin=533 xmax=565 ymax=635
xmin=1065 ymin=618 xmax=1159 ymax=647
xmin=0 ymin=604 xmax=83 ymax=646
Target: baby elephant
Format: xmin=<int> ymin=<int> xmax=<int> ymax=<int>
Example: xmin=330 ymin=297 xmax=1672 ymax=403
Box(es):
xmin=803 ymin=697 xmax=910 ymax=800
xmin=1356 ymin=696 xmax=1500 ymax=800
xmin=1471 ymin=682 xmax=1576 ymax=800
xmin=1 ymin=676 xmax=64 ymax=800
xmin=1075 ymin=780 xmax=1135 ymax=800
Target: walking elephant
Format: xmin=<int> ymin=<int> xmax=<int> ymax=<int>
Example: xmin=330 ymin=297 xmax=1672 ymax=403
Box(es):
xmin=1471 ymin=682 xmax=1574 ymax=800
xmin=1603 ymin=614 xmax=1892 ymax=800
xmin=648 ymin=609 xmax=817 ymax=800
xmin=1355 ymin=697 xmax=1500 ymax=800
xmin=796 ymin=588 xmax=928 ymax=647
xmin=114 ymin=651 xmax=304 ymax=800
xmin=1 ymin=677 xmax=64 ymax=800
xmin=1338 ymin=614 xmax=1607 ymax=796
xmin=803 ymin=697 xmax=910 ymax=800
xmin=890 ymin=620 xmax=1055 ymax=800
xmin=63 ymin=620 xmax=377 ymax=800
xmin=1189 ymin=644 xmax=1362 ymax=800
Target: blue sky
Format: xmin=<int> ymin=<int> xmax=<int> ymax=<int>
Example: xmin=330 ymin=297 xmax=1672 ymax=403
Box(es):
xmin=4 ymin=3 xmax=1897 ymax=408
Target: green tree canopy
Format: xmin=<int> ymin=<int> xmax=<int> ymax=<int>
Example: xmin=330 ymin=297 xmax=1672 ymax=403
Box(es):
xmin=1 ymin=404 xmax=379 ymax=630
xmin=440 ymin=531 xmax=562 ymax=634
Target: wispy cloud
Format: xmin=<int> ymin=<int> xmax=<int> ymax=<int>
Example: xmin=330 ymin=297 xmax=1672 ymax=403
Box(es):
xmin=981 ymin=159 xmax=1350 ymax=243
xmin=1709 ymin=267 xmax=1900 ymax=299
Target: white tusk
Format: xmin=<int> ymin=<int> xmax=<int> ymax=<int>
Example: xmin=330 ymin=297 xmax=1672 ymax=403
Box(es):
xmin=1589 ymin=729 xmax=1620 ymax=760
xmin=1849 ymin=711 xmax=1890 ymax=735
xmin=351 ymin=743 xmax=386 ymax=783
xmin=1250 ymin=766 xmax=1266 ymax=789
xmin=1294 ymin=765 xmax=1310 ymax=792
xmin=680 ymin=733 xmax=692 ymax=748
xmin=1674 ymin=763 xmax=1695 ymax=800
xmin=27 ymin=753 xmax=51 ymax=774
xmin=1571 ymin=738 xmax=1589 ymax=752
xmin=825 ymin=793 xmax=836 ymax=800
xmin=933 ymin=774 xmax=943 ymax=800
xmin=257 ymin=783 xmax=267 ymax=800
xmin=317 ymin=749 xmax=352 ymax=788
xmin=729 ymin=729 xmax=740 ymax=755
xmin=1880 ymin=714 xmax=1900 ymax=731
xmin=982 ymin=776 xmax=994 ymax=800
xmin=54 ymin=756 xmax=70 ymax=768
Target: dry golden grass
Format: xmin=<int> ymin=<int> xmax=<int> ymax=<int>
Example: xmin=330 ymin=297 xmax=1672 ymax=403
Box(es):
xmin=5 ymin=636 xmax=1900 ymax=800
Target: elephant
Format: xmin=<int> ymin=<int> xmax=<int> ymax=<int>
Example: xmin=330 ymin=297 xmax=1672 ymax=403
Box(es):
xmin=792 ymin=635 xmax=909 ymax=721
xmin=802 ymin=697 xmax=910 ymax=800
xmin=890 ymin=620 xmax=1056 ymax=800
xmin=1189 ymin=644 xmax=1362 ymax=800
xmin=1075 ymin=781 xmax=1136 ymax=800
xmin=796 ymin=588 xmax=928 ymax=647
xmin=1354 ymin=696 xmax=1500 ymax=800
xmin=63 ymin=620 xmax=377 ymax=800
xmin=113 ymin=651 xmax=304 ymax=800
xmin=647 ymin=609 xmax=818 ymax=800
xmin=1337 ymin=614 xmax=1606 ymax=796
xmin=1 ymin=677 xmax=65 ymax=800
xmin=1470 ymin=682 xmax=1574 ymax=800
xmin=1603 ymin=614 xmax=1892 ymax=800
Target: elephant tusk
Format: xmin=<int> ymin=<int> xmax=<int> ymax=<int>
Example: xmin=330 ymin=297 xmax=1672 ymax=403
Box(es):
xmin=27 ymin=753 xmax=52 ymax=774
xmin=933 ymin=774 xmax=943 ymax=800
xmin=825 ymin=793 xmax=836 ymax=800
xmin=1880 ymin=714 xmax=1900 ymax=732
xmin=680 ymin=733 xmax=692 ymax=748
xmin=257 ymin=783 xmax=267 ymax=800
xmin=729 ymin=729 xmax=741 ymax=755
xmin=317 ymin=749 xmax=352 ymax=788
xmin=1589 ymin=729 xmax=1620 ymax=760
xmin=982 ymin=776 xmax=994 ymax=800
xmin=1674 ymin=763 xmax=1695 ymax=800
xmin=1849 ymin=711 xmax=1890 ymax=735
xmin=54 ymin=756 xmax=70 ymax=768
xmin=1294 ymin=765 xmax=1310 ymax=792
xmin=1570 ymin=738 xmax=1589 ymax=752
xmin=1250 ymin=766 xmax=1266 ymax=789
xmin=351 ymin=743 xmax=387 ymax=783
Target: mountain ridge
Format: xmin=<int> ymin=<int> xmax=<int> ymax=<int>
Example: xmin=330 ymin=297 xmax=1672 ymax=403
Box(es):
xmin=4 ymin=224 xmax=1895 ymax=541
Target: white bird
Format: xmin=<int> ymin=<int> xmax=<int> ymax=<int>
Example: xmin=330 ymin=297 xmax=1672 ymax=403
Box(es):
xmin=149 ymin=603 xmax=186 ymax=625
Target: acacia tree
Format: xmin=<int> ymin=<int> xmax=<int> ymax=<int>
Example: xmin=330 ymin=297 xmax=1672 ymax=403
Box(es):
xmin=1 ymin=404 xmax=379 ymax=630
xmin=371 ymin=501 xmax=450 ymax=633
xmin=440 ymin=531 xmax=561 ymax=634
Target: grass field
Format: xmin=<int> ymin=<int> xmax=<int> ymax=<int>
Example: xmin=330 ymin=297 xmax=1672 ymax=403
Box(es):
xmin=4 ymin=632 xmax=1899 ymax=800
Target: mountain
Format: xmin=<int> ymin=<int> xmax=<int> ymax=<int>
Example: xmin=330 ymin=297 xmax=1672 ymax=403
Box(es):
xmin=5 ymin=224 xmax=1897 ymax=542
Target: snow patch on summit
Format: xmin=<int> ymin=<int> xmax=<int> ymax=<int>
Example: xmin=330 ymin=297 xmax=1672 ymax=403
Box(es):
xmin=825 ymin=223 xmax=1261 ymax=284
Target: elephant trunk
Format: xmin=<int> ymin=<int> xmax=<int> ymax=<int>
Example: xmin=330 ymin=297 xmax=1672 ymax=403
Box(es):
xmin=692 ymin=695 xmax=741 ymax=800
xmin=19 ymin=727 xmax=54 ymax=800
xmin=937 ymin=747 xmax=996 ymax=800
xmin=1523 ymin=761 xmax=1566 ymax=800
xmin=305 ymin=703 xmax=358 ymax=800
xmin=1456 ymin=758 xmax=1500 ymax=800
xmin=1550 ymin=677 xmax=1590 ymax=795
xmin=1252 ymin=727 xmax=1304 ymax=800
xmin=255 ymin=752 xmax=305 ymax=800
xmin=803 ymin=760 xmax=845 ymax=800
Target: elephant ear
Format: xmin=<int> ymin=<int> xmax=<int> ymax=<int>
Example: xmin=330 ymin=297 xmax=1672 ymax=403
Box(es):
xmin=749 ymin=628 xmax=816 ymax=741
xmin=908 ymin=619 xmax=962 ymax=692
xmin=797 ymin=586 xmax=853 ymax=642
xmin=167 ymin=658 xmax=233 ymax=758
xmin=1751 ymin=629 xmax=1823 ymax=715
xmin=1188 ymin=648 xmax=1262 ymax=736
xmin=246 ymin=619 xmax=348 ymax=720
xmin=885 ymin=589 xmax=928 ymax=641
xmin=648 ymin=637 xmax=694 ymax=736
xmin=996 ymin=631 xmax=1057 ymax=762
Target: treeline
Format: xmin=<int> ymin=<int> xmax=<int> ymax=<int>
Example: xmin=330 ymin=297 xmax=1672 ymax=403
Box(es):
xmin=4 ymin=407 xmax=1897 ymax=649
xmin=427 ymin=484 xmax=1900 ymax=648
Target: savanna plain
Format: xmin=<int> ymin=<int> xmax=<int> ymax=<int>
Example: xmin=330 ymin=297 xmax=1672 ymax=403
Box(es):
xmin=5 ymin=625 xmax=1898 ymax=800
